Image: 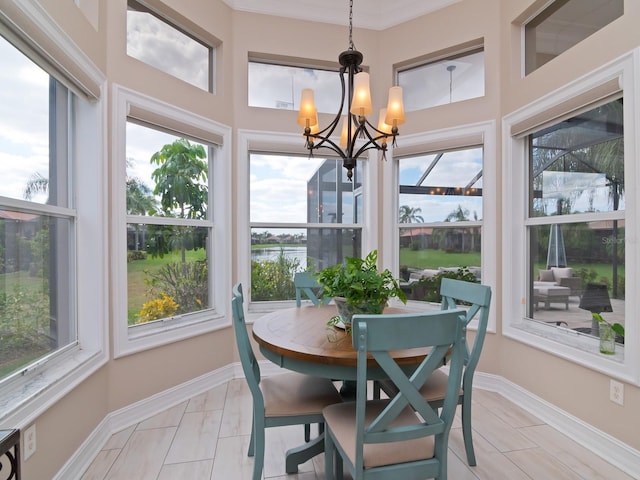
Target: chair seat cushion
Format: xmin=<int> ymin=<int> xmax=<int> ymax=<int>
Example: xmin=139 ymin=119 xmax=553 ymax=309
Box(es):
xmin=262 ymin=373 xmax=342 ymax=417
xmin=323 ymin=399 xmax=435 ymax=469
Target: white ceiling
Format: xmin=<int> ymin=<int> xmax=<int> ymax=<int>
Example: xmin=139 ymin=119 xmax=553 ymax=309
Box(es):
xmin=221 ymin=0 xmax=461 ymax=30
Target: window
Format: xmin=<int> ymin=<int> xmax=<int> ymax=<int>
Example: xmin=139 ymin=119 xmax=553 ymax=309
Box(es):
xmin=127 ymin=0 xmax=215 ymax=92
xmin=248 ymin=152 xmax=362 ymax=303
xmin=524 ymin=0 xmax=623 ymax=74
xmin=503 ymin=52 xmax=638 ymax=382
xmin=397 ymin=47 xmax=484 ymax=112
xmin=397 ymin=147 xmax=484 ymax=300
xmin=248 ymin=58 xmax=342 ymax=113
xmin=113 ymin=86 xmax=230 ymax=357
xmin=0 ymin=1 xmax=106 ymax=424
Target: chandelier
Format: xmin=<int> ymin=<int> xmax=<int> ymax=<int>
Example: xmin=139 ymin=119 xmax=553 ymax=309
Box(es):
xmin=296 ymin=0 xmax=406 ymax=181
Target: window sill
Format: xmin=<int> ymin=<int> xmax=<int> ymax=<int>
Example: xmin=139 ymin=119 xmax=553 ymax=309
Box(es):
xmin=0 ymin=346 xmax=108 ymax=427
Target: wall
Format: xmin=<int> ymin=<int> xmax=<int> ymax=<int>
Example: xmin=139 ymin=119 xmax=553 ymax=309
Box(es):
xmin=12 ymin=0 xmax=640 ymax=477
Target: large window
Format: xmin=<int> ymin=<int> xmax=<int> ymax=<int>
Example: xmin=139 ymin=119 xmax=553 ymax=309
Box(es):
xmin=113 ymin=86 xmax=230 ymax=357
xmin=397 ymin=47 xmax=484 ymax=112
xmin=249 ymin=152 xmax=362 ymax=303
xmin=524 ymin=0 xmax=623 ymax=74
xmin=503 ymin=53 xmax=638 ymax=382
xmin=127 ymin=0 xmax=215 ymax=92
xmin=0 ymin=2 xmax=106 ymax=424
xmin=397 ymin=147 xmax=484 ymax=301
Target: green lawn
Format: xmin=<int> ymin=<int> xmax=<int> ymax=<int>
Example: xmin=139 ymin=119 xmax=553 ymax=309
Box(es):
xmin=399 ymin=248 xmax=481 ymax=270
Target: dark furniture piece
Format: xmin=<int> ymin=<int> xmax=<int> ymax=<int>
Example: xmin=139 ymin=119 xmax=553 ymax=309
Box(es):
xmin=0 ymin=429 xmax=20 ymax=480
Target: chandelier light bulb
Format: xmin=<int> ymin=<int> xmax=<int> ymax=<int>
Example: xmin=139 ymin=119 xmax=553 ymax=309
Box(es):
xmin=350 ymin=72 xmax=373 ymax=117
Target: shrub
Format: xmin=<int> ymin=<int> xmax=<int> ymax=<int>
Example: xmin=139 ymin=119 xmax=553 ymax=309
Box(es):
xmin=127 ymin=250 xmax=148 ymax=262
xmin=136 ymin=293 xmax=179 ymax=323
xmin=413 ymin=266 xmax=478 ymax=303
xmin=251 ymin=248 xmax=300 ymax=301
xmin=144 ymin=260 xmax=208 ymax=315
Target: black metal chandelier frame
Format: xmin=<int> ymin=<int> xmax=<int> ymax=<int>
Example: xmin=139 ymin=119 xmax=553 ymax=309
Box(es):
xmin=301 ymin=0 xmax=400 ymax=181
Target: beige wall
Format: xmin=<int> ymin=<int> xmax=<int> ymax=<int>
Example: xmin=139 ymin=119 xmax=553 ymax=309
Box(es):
xmin=14 ymin=0 xmax=640 ymax=477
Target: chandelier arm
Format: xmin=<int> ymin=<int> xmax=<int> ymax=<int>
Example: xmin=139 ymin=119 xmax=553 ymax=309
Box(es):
xmin=306 ymin=135 xmax=348 ymax=162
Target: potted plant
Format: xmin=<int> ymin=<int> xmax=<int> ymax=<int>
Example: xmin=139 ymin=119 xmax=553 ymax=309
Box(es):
xmin=593 ymin=312 xmax=625 ymax=355
xmin=315 ymin=250 xmax=407 ymax=328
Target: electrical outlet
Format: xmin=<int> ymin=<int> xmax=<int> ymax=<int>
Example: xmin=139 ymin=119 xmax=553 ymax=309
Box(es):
xmin=610 ymin=379 xmax=624 ymax=406
xmin=24 ymin=423 xmax=36 ymax=460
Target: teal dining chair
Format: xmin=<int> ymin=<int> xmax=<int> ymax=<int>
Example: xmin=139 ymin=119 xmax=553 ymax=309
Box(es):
xmin=323 ymin=308 xmax=467 ymax=480
xmin=375 ymin=277 xmax=492 ymax=467
xmin=231 ymin=283 xmax=342 ymax=480
xmin=294 ymin=271 xmax=331 ymax=307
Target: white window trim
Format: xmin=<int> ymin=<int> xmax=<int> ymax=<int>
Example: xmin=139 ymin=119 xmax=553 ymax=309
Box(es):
xmin=382 ymin=120 xmax=497 ymax=332
xmin=502 ymin=49 xmax=640 ymax=385
xmin=112 ymin=85 xmax=232 ymax=358
xmin=0 ymin=0 xmax=108 ymax=427
xmin=236 ymin=129 xmax=375 ymax=317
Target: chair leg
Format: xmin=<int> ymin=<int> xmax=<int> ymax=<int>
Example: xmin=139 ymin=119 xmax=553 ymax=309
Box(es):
xmin=304 ymin=423 xmax=311 ymax=442
xmin=252 ymin=418 xmax=266 ymax=480
xmin=324 ymin=428 xmax=335 ymax=480
xmin=461 ymin=394 xmax=477 ymax=466
xmin=247 ymin=413 xmax=255 ymax=457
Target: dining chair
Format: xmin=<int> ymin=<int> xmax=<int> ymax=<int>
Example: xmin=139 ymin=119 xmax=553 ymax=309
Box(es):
xmin=323 ymin=308 xmax=467 ymax=480
xmin=231 ymin=283 xmax=342 ymax=480
xmin=375 ymin=277 xmax=492 ymax=467
xmin=294 ymin=271 xmax=331 ymax=307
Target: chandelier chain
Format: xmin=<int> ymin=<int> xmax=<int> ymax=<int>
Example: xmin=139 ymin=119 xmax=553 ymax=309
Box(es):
xmin=348 ymin=0 xmax=354 ymax=50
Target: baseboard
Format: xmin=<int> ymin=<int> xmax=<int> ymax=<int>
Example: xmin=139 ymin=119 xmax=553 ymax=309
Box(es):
xmin=474 ymin=372 xmax=640 ymax=479
xmin=54 ymin=363 xmax=640 ymax=479
xmin=53 ymin=364 xmax=236 ymax=480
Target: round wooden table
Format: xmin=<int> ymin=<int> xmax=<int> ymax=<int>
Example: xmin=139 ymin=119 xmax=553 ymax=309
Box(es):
xmin=252 ymin=304 xmax=432 ymax=381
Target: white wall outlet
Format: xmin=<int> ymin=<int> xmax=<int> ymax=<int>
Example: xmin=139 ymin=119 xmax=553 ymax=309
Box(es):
xmin=610 ymin=379 xmax=624 ymax=406
xmin=24 ymin=423 xmax=36 ymax=460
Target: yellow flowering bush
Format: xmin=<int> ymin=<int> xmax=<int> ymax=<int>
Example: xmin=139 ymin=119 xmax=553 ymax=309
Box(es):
xmin=136 ymin=293 xmax=179 ymax=324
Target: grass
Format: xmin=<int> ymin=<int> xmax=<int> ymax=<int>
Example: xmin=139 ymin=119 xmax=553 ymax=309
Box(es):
xmin=399 ymin=248 xmax=481 ymax=270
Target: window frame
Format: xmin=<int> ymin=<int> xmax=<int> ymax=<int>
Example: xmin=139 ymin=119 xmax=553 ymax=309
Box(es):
xmin=126 ymin=0 xmax=218 ymax=93
xmin=112 ymin=85 xmax=231 ymax=358
xmin=0 ymin=0 xmax=108 ymax=426
xmin=237 ymin=130 xmax=377 ymax=315
xmin=384 ymin=121 xmax=497 ymax=331
xmin=502 ymin=50 xmax=639 ymax=384
xmin=395 ymin=40 xmax=485 ymax=112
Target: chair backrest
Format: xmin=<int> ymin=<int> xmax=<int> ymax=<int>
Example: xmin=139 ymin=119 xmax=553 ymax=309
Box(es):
xmin=231 ymin=283 xmax=263 ymax=406
xmin=351 ymin=309 xmax=466 ymax=471
xmin=294 ymin=271 xmax=330 ymax=307
xmin=439 ymin=278 xmax=491 ymax=380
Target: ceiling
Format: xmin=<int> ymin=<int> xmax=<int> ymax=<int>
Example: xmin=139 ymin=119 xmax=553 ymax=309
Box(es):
xmin=221 ymin=0 xmax=461 ymax=30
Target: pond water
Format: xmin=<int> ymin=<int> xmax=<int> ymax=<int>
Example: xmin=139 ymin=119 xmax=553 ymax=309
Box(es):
xmin=251 ymin=246 xmax=308 ymax=270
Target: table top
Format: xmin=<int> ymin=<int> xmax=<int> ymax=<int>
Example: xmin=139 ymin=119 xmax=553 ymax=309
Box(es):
xmin=252 ymin=304 xmax=431 ymax=375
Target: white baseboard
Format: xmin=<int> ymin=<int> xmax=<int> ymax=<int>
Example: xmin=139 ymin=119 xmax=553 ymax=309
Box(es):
xmin=474 ymin=372 xmax=640 ymax=479
xmin=54 ymin=363 xmax=640 ymax=479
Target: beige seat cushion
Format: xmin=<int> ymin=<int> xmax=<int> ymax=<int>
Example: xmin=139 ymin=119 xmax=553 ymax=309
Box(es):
xmin=261 ymin=373 xmax=342 ymax=417
xmin=324 ymin=399 xmax=435 ymax=469
xmin=377 ymin=370 xmax=463 ymax=402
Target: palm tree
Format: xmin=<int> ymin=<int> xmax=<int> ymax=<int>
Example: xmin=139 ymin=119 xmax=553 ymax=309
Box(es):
xmin=444 ymin=205 xmax=470 ymax=252
xmin=399 ymin=205 xmax=424 ymax=223
xmin=126 ymin=177 xmax=157 ymax=250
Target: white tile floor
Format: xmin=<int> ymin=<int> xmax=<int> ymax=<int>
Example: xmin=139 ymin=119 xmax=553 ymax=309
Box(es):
xmin=80 ymin=379 xmax=634 ymax=479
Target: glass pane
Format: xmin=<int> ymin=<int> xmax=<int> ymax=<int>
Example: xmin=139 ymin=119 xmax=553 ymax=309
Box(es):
xmin=0 ymin=212 xmax=75 ymax=378
xmin=0 ymin=36 xmax=51 ymax=205
xmin=530 ymin=99 xmax=624 ymax=217
xmin=398 ymin=50 xmax=484 ymax=111
xmin=527 ymin=222 xmax=625 ymax=347
xmin=398 ymin=226 xmax=482 ymax=301
xmin=251 ymin=227 xmax=362 ymax=301
xmin=525 ymin=0 xmax=623 ymax=74
xmin=127 ymin=2 xmax=211 ymax=91
xmin=250 ymin=154 xmax=357 ymax=224
xmin=248 ymin=62 xmax=343 ymax=114
xmin=127 ymin=224 xmax=209 ymax=324
xmin=126 ymin=122 xmax=209 ymax=220
xmin=399 ymin=148 xmax=483 ymax=223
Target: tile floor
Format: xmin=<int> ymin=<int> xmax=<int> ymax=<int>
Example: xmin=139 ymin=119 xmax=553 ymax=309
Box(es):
xmin=80 ymin=379 xmax=634 ymax=479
